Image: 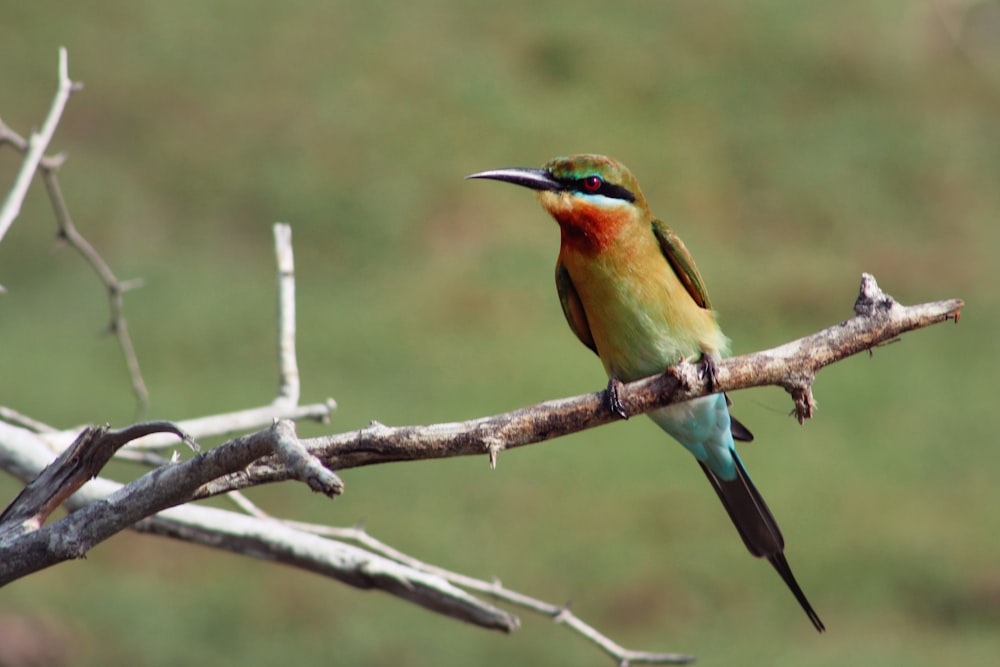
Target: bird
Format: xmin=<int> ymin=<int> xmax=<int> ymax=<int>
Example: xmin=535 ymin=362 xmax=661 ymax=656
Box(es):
xmin=467 ymin=154 xmax=824 ymax=632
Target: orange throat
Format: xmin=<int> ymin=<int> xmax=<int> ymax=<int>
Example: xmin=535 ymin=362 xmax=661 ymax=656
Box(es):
xmin=540 ymin=193 xmax=631 ymax=256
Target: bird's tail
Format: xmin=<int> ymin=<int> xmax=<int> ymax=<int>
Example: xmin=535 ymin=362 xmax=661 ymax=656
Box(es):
xmin=698 ymin=456 xmax=826 ymax=632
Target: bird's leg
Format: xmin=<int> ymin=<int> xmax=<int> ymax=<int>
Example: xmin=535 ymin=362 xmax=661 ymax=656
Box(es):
xmin=697 ymin=353 xmax=719 ymax=393
xmin=605 ymin=377 xmax=629 ymax=420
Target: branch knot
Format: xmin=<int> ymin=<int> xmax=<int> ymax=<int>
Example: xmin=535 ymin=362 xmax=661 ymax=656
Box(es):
xmin=854 ymin=272 xmax=896 ymax=317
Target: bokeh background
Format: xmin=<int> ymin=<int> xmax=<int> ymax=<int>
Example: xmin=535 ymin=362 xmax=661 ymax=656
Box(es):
xmin=2 ymin=1 xmax=998 ymax=665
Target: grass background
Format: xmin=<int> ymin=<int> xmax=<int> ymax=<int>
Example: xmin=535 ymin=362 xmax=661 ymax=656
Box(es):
xmin=2 ymin=1 xmax=998 ymax=665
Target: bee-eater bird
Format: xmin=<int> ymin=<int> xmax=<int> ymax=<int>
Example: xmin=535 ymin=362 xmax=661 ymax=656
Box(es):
xmin=467 ymin=154 xmax=824 ymax=632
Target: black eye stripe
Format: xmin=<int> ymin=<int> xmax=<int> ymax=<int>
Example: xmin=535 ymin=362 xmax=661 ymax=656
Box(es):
xmin=566 ymin=178 xmax=636 ymax=203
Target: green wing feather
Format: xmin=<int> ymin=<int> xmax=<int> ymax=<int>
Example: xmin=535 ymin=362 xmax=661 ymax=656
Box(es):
xmin=651 ymin=218 xmax=712 ymax=310
xmin=555 ymin=262 xmax=597 ymax=355
xmin=653 ymin=220 xmax=754 ymax=439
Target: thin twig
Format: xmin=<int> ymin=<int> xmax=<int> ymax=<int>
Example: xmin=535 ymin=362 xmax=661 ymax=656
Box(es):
xmin=226 ymin=490 xmax=269 ymax=518
xmin=273 ymin=223 xmax=300 ymax=405
xmin=0 ymin=48 xmax=80 ymax=245
xmin=44 ymin=171 xmax=150 ymax=414
xmin=0 ymin=48 xmax=148 ymax=413
xmin=277 ymin=517 xmax=694 ymax=665
xmin=0 ymin=407 xmax=57 ymax=434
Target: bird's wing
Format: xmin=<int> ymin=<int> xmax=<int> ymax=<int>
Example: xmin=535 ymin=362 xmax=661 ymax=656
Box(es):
xmin=555 ymin=262 xmax=598 ymax=355
xmin=651 ymin=218 xmax=712 ymax=310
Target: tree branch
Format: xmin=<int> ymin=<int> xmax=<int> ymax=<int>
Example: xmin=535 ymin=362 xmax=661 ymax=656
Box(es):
xmin=0 ymin=47 xmax=80 ymax=246
xmin=0 ymin=422 xmax=189 ymax=539
xmin=191 ymin=274 xmax=961 ymax=498
xmin=0 ymin=420 xmax=518 ymax=633
xmin=0 ymin=48 xmax=149 ymax=413
xmin=0 ymin=419 xmax=344 ymax=583
xmin=313 ymin=273 xmax=962 ymax=461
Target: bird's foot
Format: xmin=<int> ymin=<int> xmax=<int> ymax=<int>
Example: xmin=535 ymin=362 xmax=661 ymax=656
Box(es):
xmin=605 ymin=377 xmax=628 ymax=420
xmin=697 ymin=354 xmax=719 ymax=393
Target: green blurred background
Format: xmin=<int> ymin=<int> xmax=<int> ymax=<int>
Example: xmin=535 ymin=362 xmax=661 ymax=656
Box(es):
xmin=2 ymin=1 xmax=998 ymax=665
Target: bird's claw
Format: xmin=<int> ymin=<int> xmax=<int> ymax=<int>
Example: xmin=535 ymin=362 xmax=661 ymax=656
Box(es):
xmin=698 ymin=354 xmax=719 ymax=393
xmin=605 ymin=377 xmax=628 ymax=420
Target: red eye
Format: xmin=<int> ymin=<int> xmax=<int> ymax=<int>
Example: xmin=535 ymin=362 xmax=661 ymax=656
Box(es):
xmin=583 ymin=175 xmax=602 ymax=192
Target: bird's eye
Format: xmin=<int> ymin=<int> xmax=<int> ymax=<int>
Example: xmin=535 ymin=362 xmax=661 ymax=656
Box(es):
xmin=582 ymin=175 xmax=602 ymax=192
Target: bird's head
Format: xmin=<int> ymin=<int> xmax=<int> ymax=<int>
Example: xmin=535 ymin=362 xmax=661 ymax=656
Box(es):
xmin=467 ymin=154 xmax=650 ymax=253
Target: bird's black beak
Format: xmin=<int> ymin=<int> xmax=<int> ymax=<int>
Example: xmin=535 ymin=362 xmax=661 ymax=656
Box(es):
xmin=465 ymin=167 xmax=561 ymax=192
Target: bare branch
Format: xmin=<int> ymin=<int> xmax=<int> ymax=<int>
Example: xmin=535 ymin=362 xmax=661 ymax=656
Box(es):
xmin=273 ymin=223 xmax=300 ymax=406
xmin=0 ymin=419 xmax=343 ymax=583
xmin=0 ymin=48 xmax=80 ymax=244
xmin=0 ymin=48 xmax=148 ymax=413
xmin=192 ymin=276 xmax=962 ymax=496
xmin=0 ymin=421 xmax=514 ymax=632
xmin=0 ymin=422 xmax=188 ymax=538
